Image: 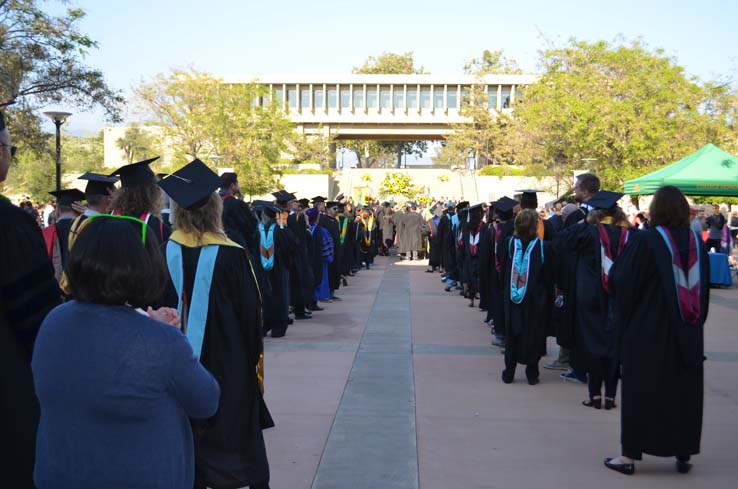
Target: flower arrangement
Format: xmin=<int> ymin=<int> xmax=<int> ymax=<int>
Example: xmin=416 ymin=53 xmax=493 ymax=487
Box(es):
xmin=378 ymin=173 xmax=419 ymax=199
xmin=437 ymin=174 xmax=449 ymax=182
xmin=360 ymin=173 xmax=373 ymax=182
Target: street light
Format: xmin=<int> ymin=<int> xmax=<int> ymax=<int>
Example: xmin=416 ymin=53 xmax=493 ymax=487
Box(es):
xmin=43 ymin=111 xmax=72 ymax=193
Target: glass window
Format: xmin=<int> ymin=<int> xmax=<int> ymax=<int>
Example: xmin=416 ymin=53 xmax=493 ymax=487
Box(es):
xmin=379 ymin=87 xmax=390 ymax=109
xmin=300 ymin=89 xmax=310 ymax=109
xmin=288 ymin=87 xmax=297 ymax=108
xmin=340 ymin=89 xmax=350 ymax=108
xmin=488 ymin=87 xmax=498 ymax=109
xmin=407 ymin=89 xmax=418 ymax=109
xmin=353 ymin=89 xmax=364 ymax=109
xmin=393 ymin=90 xmax=404 ymax=110
xmin=420 ymin=88 xmax=431 ymax=109
xmin=275 ymin=88 xmax=284 ymax=103
xmin=447 ymin=89 xmax=458 ymax=109
xmin=367 ymin=88 xmax=377 ymax=108
xmin=433 ymin=89 xmax=444 ymax=109
xmin=314 ymin=89 xmax=324 ymax=108
xmin=327 ymin=89 xmax=337 ymax=109
xmin=501 ymin=86 xmax=511 ymax=108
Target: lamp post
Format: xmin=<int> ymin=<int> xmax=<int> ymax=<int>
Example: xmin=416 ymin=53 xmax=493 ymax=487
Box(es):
xmin=43 ymin=111 xmax=72 ymax=193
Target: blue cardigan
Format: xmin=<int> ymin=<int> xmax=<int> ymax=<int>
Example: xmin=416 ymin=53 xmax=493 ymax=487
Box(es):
xmin=32 ymin=301 xmax=220 ymax=489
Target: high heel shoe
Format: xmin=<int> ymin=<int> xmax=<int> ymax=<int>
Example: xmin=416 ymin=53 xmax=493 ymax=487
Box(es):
xmin=604 ymin=457 xmax=635 ymax=475
xmin=604 ymin=397 xmax=617 ymax=410
xmin=583 ymin=397 xmax=602 ymax=409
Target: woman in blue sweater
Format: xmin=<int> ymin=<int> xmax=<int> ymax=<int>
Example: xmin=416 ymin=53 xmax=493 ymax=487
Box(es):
xmin=32 ymin=216 xmax=220 ymax=489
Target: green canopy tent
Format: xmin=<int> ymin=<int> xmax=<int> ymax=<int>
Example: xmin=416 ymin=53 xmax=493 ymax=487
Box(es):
xmin=624 ymin=144 xmax=738 ymax=196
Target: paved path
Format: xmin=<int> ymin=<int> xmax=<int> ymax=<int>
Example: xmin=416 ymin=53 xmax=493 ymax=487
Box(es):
xmin=263 ymin=256 xmax=738 ymax=489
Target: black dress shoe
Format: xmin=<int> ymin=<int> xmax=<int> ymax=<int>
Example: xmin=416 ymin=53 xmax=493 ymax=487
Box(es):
xmin=604 ymin=398 xmax=617 ymax=410
xmin=527 ymin=377 xmax=540 ymax=386
xmin=501 ymin=370 xmax=514 ymax=384
xmin=676 ymin=460 xmax=692 ymax=474
xmin=311 ymin=305 xmax=324 ymax=311
xmin=604 ymin=458 xmax=635 ymax=475
xmin=271 ymin=331 xmax=286 ymax=338
xmin=294 ymin=314 xmax=310 ymax=320
xmin=583 ymin=398 xmax=602 ymax=409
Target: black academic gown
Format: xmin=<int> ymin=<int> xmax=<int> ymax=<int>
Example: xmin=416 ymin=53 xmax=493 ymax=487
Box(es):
xmin=551 ymin=209 xmax=586 ymax=352
xmin=462 ymin=221 xmax=486 ymax=297
xmin=262 ymin=224 xmax=293 ymax=336
xmin=438 ymin=214 xmax=456 ymax=280
xmin=478 ymin=221 xmax=496 ymax=312
xmin=178 ymin=244 xmax=273 ymax=488
xmin=287 ymin=212 xmax=314 ymax=312
xmin=491 ymin=220 xmax=515 ymax=330
xmin=320 ymin=215 xmax=341 ymax=292
xmin=55 ymin=217 xmax=74 ymax=270
xmin=500 ymin=236 xmax=552 ymax=365
xmin=428 ymin=217 xmax=442 ymax=268
xmin=567 ymin=222 xmax=634 ymax=369
xmin=610 ymin=228 xmax=708 ymax=460
xmin=0 ymin=199 xmax=61 ymax=488
xmin=337 ymin=215 xmax=351 ymax=276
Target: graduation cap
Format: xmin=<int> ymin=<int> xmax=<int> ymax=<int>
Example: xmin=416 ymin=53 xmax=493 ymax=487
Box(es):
xmin=586 ymin=190 xmax=624 ymax=211
xmin=157 ymin=159 xmax=221 ymax=211
xmin=108 ymin=157 xmax=159 ymax=188
xmin=79 ymin=172 xmax=118 ymax=196
xmin=492 ymin=196 xmax=519 ymax=213
xmin=336 ymin=193 xmax=345 ymax=202
xmin=516 ymin=189 xmax=541 ymax=209
xmin=272 ymin=190 xmax=296 ymax=204
xmin=49 ymin=188 xmax=86 ymax=207
xmin=325 ymin=201 xmax=339 ymax=209
xmin=312 ymin=195 xmax=327 ymax=204
xmin=252 ymin=200 xmax=282 ymax=218
xmin=456 ymin=201 xmax=469 ymax=210
xmin=220 ymin=172 xmax=238 ymax=187
xmin=298 ymin=198 xmax=310 ymax=208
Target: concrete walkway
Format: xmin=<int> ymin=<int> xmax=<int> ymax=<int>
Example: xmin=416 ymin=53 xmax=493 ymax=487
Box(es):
xmin=263 ymin=256 xmax=738 ymax=489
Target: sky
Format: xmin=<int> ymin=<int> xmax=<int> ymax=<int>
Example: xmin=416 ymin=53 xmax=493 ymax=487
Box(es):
xmin=40 ymin=0 xmax=738 ymax=135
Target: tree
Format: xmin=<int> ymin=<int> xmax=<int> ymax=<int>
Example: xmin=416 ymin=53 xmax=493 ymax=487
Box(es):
xmin=345 ymin=52 xmax=429 ymax=168
xmin=440 ymin=50 xmax=527 ymax=169
xmin=0 ymin=0 xmax=123 ymax=114
xmin=352 ymin=51 xmax=427 ymax=75
xmin=511 ymin=38 xmax=730 ymax=189
xmin=463 ymin=49 xmax=522 ymax=75
xmin=290 ymin=128 xmax=335 ymax=166
xmin=134 ymin=68 xmax=295 ymax=195
xmin=116 ymin=124 xmax=159 ymax=163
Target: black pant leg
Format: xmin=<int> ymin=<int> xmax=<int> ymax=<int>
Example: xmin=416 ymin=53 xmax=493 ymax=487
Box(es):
xmin=604 ymin=357 xmax=619 ymax=399
xmin=588 ymin=360 xmax=604 ymax=398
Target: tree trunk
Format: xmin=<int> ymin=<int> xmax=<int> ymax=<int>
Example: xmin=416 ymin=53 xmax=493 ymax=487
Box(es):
xmin=396 ymin=144 xmax=402 ymax=168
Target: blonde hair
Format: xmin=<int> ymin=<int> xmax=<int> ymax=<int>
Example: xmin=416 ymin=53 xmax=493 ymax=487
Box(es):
xmin=514 ymin=209 xmax=538 ymax=241
xmin=172 ymin=192 xmax=226 ymax=241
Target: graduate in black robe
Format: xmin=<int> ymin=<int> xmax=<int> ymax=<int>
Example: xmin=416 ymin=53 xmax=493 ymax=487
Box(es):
xmin=437 ymin=205 xmax=457 ymax=290
xmin=455 ymin=204 xmax=470 ymax=296
xmin=477 ymin=205 xmax=496 ymax=313
xmin=357 ymin=208 xmax=379 ymax=268
xmin=285 ymin=196 xmax=315 ymax=320
xmin=320 ymin=202 xmax=342 ymax=299
xmin=253 ymin=200 xmax=293 ymax=337
xmin=426 ymin=207 xmax=443 ymax=273
xmin=1 ymin=198 xmax=62 ymax=489
xmin=605 ymin=186 xmax=708 ymax=475
xmin=1 ymin=110 xmax=62 ymax=488
xmin=500 ymin=209 xmax=553 ymax=385
xmin=563 ymin=192 xmax=634 ymax=409
xmin=160 ymin=161 xmax=273 ymax=489
xmin=461 ymin=204 xmax=485 ymax=307
xmin=489 ymin=197 xmax=518 ymax=336
xmin=41 ymin=189 xmax=83 ymax=281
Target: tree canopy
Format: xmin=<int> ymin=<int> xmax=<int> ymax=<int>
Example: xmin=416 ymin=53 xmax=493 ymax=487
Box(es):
xmin=134 ymin=69 xmax=294 ymax=195
xmin=512 ymin=38 xmax=737 ymax=189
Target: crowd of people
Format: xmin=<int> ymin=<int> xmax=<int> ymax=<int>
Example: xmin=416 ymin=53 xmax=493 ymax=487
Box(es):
xmin=424 ymin=174 xmax=714 ymax=476
xmin=0 ymin=105 xmax=725 ymax=487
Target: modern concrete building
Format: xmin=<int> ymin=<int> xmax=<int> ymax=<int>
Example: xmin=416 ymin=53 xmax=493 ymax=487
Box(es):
xmin=104 ymin=74 xmax=537 ymax=167
xmin=221 ymin=73 xmax=537 ymax=141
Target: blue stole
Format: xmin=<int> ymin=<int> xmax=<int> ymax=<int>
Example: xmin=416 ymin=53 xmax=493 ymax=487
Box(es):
xmin=509 ymin=237 xmax=543 ymax=304
xmin=259 ymin=222 xmax=275 ymax=271
xmin=166 ymin=241 xmax=219 ymax=359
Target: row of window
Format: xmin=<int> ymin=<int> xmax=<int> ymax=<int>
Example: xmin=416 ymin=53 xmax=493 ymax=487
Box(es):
xmin=259 ymin=85 xmax=519 ymax=111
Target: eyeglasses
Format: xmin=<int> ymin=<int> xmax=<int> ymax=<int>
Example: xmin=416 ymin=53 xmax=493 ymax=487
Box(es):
xmin=0 ymin=143 xmax=16 ymax=157
xmin=86 ymin=214 xmax=148 ymax=245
